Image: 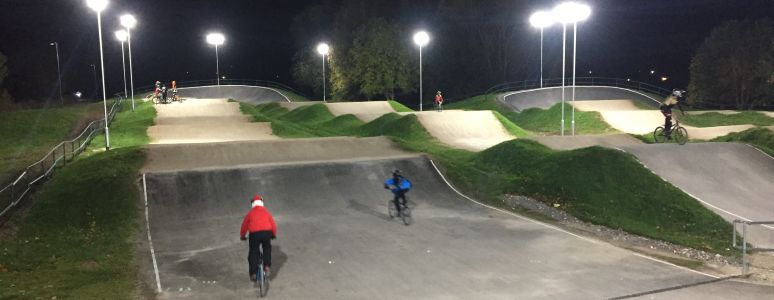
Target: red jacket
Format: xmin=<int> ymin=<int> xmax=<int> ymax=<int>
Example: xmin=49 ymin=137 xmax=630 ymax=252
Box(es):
xmin=435 ymin=94 xmax=443 ymax=104
xmin=240 ymin=206 xmax=277 ymax=237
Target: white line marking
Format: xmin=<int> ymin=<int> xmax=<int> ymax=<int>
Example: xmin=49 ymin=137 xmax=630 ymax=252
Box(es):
xmin=427 ymin=158 xmax=719 ymax=279
xmin=143 ymin=173 xmax=163 ymax=292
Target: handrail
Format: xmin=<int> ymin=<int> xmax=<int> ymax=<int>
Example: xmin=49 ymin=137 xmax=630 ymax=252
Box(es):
xmin=732 ymin=219 xmax=774 ymax=275
xmin=0 ymin=97 xmax=124 ymax=221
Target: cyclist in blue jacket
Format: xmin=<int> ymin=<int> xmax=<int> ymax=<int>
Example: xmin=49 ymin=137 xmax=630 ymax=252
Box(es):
xmin=384 ymin=169 xmax=412 ymax=214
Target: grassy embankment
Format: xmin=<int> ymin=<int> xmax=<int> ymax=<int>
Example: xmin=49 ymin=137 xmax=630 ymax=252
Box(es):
xmin=240 ymin=101 xmax=733 ymax=255
xmin=0 ymin=103 xmax=105 ymax=184
xmin=0 ymin=101 xmax=155 ymax=299
xmin=445 ymin=94 xmax=616 ymax=135
xmin=712 ymin=127 xmax=774 ymax=157
xmin=680 ymin=111 xmax=774 ymax=127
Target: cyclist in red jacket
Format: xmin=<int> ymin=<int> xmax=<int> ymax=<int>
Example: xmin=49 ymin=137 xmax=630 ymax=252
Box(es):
xmin=240 ymin=195 xmax=277 ymax=281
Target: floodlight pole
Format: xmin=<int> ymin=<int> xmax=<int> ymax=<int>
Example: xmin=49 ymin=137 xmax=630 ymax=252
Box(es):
xmin=540 ymin=28 xmax=544 ymax=88
xmin=419 ymin=45 xmax=423 ymax=111
xmin=561 ymin=23 xmax=566 ymax=136
xmin=51 ymin=42 xmax=63 ymax=105
xmin=120 ymin=39 xmax=127 ymax=101
xmin=571 ymin=22 xmax=578 ymax=135
xmin=215 ymin=44 xmax=220 ymax=86
xmin=96 ymin=11 xmax=110 ymax=150
xmin=322 ymin=54 xmax=326 ymax=102
xmin=127 ymin=28 xmax=135 ymax=111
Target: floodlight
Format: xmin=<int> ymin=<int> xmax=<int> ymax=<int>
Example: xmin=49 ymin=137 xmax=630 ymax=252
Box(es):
xmin=206 ymin=33 xmax=225 ymax=46
xmin=86 ymin=0 xmax=107 ymax=12
xmin=553 ymin=2 xmax=591 ymax=24
xmin=120 ymin=14 xmax=136 ymax=29
xmin=529 ymin=11 xmax=555 ymax=29
xmin=317 ymin=43 xmax=329 ymax=55
xmin=115 ymin=29 xmax=128 ymax=42
xmin=413 ymin=31 xmax=430 ymax=47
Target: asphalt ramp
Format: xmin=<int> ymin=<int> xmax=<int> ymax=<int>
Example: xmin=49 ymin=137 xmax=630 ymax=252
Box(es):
xmin=139 ymin=155 xmax=774 ymax=299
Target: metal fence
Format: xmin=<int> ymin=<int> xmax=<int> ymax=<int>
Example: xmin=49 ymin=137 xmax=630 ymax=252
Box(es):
xmin=732 ymin=219 xmax=774 ymax=275
xmin=131 ymin=78 xmax=310 ymax=98
xmin=0 ymin=97 xmax=124 ymax=220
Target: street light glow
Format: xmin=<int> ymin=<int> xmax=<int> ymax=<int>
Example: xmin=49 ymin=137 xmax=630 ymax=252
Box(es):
xmin=85 ymin=0 xmax=107 ymax=12
xmin=317 ymin=43 xmax=329 ymax=55
xmin=529 ymin=11 xmax=555 ymax=29
xmin=115 ymin=29 xmax=127 ymax=42
xmin=553 ymin=2 xmax=591 ymax=24
xmin=206 ymin=33 xmax=225 ymax=46
xmin=413 ymin=31 xmax=430 ymax=47
xmin=120 ymin=14 xmax=136 ymax=29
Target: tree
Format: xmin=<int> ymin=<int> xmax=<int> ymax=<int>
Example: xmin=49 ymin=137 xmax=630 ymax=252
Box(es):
xmin=0 ymin=51 xmax=14 ymax=111
xmin=350 ymin=19 xmax=415 ymax=99
xmin=688 ymin=18 xmax=774 ymax=109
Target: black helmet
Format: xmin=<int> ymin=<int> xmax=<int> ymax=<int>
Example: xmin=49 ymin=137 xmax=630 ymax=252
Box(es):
xmin=392 ymin=169 xmax=401 ymax=176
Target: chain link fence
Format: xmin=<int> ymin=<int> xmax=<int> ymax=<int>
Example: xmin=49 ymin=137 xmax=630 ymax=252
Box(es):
xmin=0 ymin=97 xmax=124 ymax=220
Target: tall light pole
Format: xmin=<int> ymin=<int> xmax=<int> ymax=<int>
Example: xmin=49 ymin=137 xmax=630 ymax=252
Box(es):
xmin=316 ymin=43 xmax=330 ymax=102
xmin=413 ymin=31 xmax=430 ymax=111
xmin=120 ymin=14 xmax=137 ymax=111
xmin=206 ymin=33 xmax=225 ymax=85
xmin=49 ymin=42 xmax=63 ymax=105
xmin=529 ymin=11 xmax=555 ymax=88
xmin=86 ymin=0 xmax=110 ymax=150
xmin=554 ymin=2 xmax=591 ymax=136
xmin=115 ymin=30 xmax=128 ymax=101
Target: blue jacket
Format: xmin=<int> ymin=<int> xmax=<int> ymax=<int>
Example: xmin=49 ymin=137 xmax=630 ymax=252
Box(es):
xmin=384 ymin=177 xmax=411 ymax=194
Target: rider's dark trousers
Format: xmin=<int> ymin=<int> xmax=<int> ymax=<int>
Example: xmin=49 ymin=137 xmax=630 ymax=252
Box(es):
xmin=393 ymin=190 xmax=408 ymax=212
xmin=248 ymin=230 xmax=273 ymax=275
xmin=664 ymin=115 xmax=673 ymax=132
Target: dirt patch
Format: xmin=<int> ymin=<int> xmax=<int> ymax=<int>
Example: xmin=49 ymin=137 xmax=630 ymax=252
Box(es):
xmin=502 ymin=194 xmax=774 ymax=285
xmin=80 ymin=260 xmax=100 ymax=270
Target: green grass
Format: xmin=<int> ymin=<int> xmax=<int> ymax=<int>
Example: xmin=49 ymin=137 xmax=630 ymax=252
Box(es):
xmin=0 ymin=103 xmax=106 ymax=184
xmin=388 ymin=100 xmax=414 ymax=112
xmin=239 ymin=101 xmax=734 ymax=254
xmin=445 ymin=95 xmax=615 ymax=135
xmin=0 ymin=148 xmax=145 ymax=299
xmin=508 ymin=103 xmax=616 ymax=135
xmin=712 ymin=127 xmax=774 ymax=157
xmin=0 ymin=100 xmax=155 ymax=299
xmin=88 ymin=100 xmax=156 ymax=151
xmin=681 ymin=111 xmax=774 ymax=127
xmin=492 ymin=111 xmax=530 ymax=138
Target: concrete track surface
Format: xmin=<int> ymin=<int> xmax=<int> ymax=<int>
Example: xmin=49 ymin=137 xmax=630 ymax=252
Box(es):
xmin=140 ymin=155 xmax=774 ymax=299
xmin=622 ymin=143 xmax=774 ymax=247
xmin=531 ymin=134 xmax=642 ymax=151
xmin=176 ymin=85 xmax=290 ymax=104
xmin=500 ymin=86 xmax=662 ymax=111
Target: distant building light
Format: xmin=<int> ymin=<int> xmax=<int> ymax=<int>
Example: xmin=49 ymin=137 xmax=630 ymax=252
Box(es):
xmin=661 ymin=76 xmax=668 ymax=82
xmin=222 ymin=76 xmax=226 ymax=79
xmin=588 ymin=70 xmax=592 ymax=74
xmin=626 ymin=78 xmax=631 ymax=82
xmin=74 ymin=91 xmax=82 ymax=98
xmin=650 ymin=70 xmax=655 ymax=75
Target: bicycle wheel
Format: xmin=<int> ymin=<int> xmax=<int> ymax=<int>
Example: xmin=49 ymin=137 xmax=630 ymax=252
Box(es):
xmin=653 ymin=127 xmax=667 ymax=143
xmin=401 ymin=206 xmax=412 ymax=226
xmin=387 ymin=200 xmax=396 ymax=219
xmin=258 ymin=261 xmax=267 ymax=297
xmin=674 ymin=126 xmax=688 ymax=145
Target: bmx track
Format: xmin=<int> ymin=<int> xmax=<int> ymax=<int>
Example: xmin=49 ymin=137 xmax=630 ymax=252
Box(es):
xmin=140 ymin=155 xmax=774 ymax=299
xmin=503 ymin=87 xmax=774 ymax=247
xmin=176 ymin=85 xmax=290 ymax=104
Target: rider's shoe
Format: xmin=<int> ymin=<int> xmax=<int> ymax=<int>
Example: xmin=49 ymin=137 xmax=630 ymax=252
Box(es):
xmin=264 ymin=267 xmax=271 ymax=278
xmin=250 ymin=274 xmax=257 ymax=282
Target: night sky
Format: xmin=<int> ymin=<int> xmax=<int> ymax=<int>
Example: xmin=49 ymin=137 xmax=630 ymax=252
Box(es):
xmin=1 ymin=0 xmax=772 ymax=101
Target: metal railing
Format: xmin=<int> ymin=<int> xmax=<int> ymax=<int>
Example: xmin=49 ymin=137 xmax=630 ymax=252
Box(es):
xmin=0 ymin=97 xmax=124 ymax=220
xmin=732 ymin=219 xmax=774 ymax=275
xmin=132 ymin=79 xmax=309 ymax=98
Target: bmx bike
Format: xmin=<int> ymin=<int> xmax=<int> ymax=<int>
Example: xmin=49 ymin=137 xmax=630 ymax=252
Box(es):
xmin=253 ymin=250 xmax=269 ymax=297
xmin=387 ymin=198 xmax=412 ymax=226
xmin=653 ymin=120 xmax=688 ymax=145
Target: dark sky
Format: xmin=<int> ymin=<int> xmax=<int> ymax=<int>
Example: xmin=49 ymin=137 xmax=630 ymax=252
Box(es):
xmin=0 ymin=0 xmax=772 ymax=100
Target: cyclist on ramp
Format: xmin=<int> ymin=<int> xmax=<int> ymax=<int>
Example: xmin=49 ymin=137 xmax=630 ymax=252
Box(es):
xmin=384 ymin=170 xmax=412 ymax=215
xmin=660 ymin=89 xmax=686 ymax=138
xmin=240 ymin=195 xmax=277 ymax=282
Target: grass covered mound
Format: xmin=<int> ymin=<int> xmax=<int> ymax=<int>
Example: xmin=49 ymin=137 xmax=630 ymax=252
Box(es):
xmin=0 ymin=103 xmax=106 ymax=184
xmin=240 ymin=101 xmax=734 ymax=254
xmin=88 ymin=101 xmax=156 ymax=151
xmin=0 ymin=147 xmax=145 ymax=299
xmin=446 ymin=95 xmax=615 ymax=135
xmin=474 ymin=140 xmax=732 ymax=253
xmin=388 ymin=100 xmax=413 ymax=112
xmin=712 ymin=127 xmax=774 ymax=156
xmin=681 ymin=111 xmax=774 ymax=127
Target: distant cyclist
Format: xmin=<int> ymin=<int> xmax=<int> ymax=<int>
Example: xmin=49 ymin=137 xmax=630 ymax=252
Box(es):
xmin=240 ymin=195 xmax=277 ymax=282
xmin=435 ymin=91 xmax=444 ymax=112
xmin=153 ymin=80 xmax=161 ymax=97
xmin=161 ymin=85 xmax=168 ymax=103
xmin=171 ymin=80 xmax=178 ymax=100
xmin=384 ymin=170 xmax=412 ymax=214
xmin=660 ymin=89 xmax=686 ymax=137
